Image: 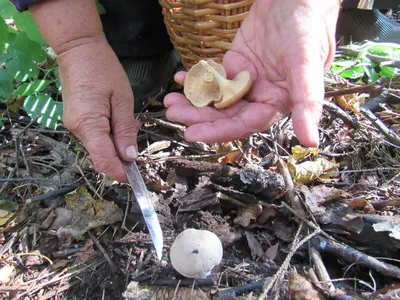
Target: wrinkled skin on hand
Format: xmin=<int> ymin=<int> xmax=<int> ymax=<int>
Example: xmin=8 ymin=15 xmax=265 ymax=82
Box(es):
xmin=165 ymin=0 xmax=340 ymax=147
xmin=59 ymin=37 xmax=139 ymax=182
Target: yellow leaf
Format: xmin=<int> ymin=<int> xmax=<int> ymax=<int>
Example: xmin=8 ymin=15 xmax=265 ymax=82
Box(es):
xmin=291 ymin=145 xmax=321 ymax=161
xmin=288 ymin=157 xmax=339 ymax=184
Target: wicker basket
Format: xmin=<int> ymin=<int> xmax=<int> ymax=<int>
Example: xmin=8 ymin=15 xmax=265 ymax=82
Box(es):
xmin=159 ymin=0 xmax=255 ymax=70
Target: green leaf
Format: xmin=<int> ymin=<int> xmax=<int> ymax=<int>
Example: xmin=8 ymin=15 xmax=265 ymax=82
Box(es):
xmin=0 ymin=16 xmax=8 ymax=46
xmin=0 ymin=68 xmax=13 ymax=100
xmin=24 ymin=93 xmax=63 ymax=129
xmin=96 ymin=0 xmax=106 ymax=14
xmin=363 ymin=65 xmax=379 ymax=82
xmin=13 ymin=11 xmax=46 ymax=45
xmin=15 ymin=79 xmax=50 ymax=96
xmin=379 ymin=66 xmax=399 ymax=78
xmin=0 ymin=0 xmax=17 ymax=19
xmin=5 ymin=52 xmax=38 ymax=81
xmin=9 ymin=31 xmax=46 ymax=62
xmin=338 ymin=65 xmax=365 ymax=79
xmin=0 ymin=116 xmax=7 ymax=126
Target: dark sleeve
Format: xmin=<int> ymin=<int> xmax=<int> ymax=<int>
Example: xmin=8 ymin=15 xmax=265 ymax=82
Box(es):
xmin=10 ymin=0 xmax=47 ymax=12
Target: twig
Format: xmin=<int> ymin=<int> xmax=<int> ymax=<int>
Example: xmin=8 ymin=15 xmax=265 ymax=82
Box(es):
xmin=26 ymin=181 xmax=80 ymax=203
xmin=310 ymin=247 xmax=335 ymax=293
xmin=323 ymin=100 xmax=362 ymax=129
xmin=0 ymin=177 xmax=56 ymax=183
xmin=280 ymin=202 xmax=332 ymax=240
xmin=88 ymin=231 xmax=118 ymax=274
xmin=18 ymin=142 xmax=32 ymax=196
xmin=74 ymin=164 xmax=101 ymax=199
xmin=144 ymin=117 xmax=186 ymax=133
xmin=277 ymin=158 xmax=306 ymax=218
xmin=360 ymin=106 xmax=400 ymax=146
xmin=260 ymin=224 xmax=322 ymax=300
xmin=217 ymin=278 xmax=272 ymax=297
xmin=311 ymin=236 xmax=400 ymax=279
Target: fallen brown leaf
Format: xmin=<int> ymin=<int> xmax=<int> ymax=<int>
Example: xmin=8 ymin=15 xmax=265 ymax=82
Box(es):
xmin=234 ymin=204 xmax=263 ymax=227
xmin=245 ymin=230 xmax=265 ymax=260
xmin=288 ymin=269 xmax=325 ymax=300
xmin=264 ymin=242 xmax=279 ymax=261
xmin=348 ymin=199 xmax=376 ymax=213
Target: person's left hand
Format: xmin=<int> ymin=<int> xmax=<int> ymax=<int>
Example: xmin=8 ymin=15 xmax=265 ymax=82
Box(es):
xmin=163 ymin=0 xmax=341 ymax=147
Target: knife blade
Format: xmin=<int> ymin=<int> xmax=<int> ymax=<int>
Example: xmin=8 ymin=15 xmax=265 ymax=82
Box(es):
xmin=121 ymin=159 xmax=163 ymax=260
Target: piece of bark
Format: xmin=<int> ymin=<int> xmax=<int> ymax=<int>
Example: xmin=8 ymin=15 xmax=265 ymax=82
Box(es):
xmin=167 ymin=159 xmax=285 ymax=200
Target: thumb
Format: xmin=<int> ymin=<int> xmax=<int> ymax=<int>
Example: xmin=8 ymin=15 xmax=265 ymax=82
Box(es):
xmin=286 ymin=53 xmax=325 ymax=148
xmin=111 ymin=92 xmax=140 ymax=161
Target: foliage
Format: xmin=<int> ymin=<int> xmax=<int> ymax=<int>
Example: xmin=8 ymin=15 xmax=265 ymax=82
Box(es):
xmin=0 ymin=0 xmax=105 ymax=129
xmin=0 ymin=0 xmax=62 ymax=129
xmin=331 ymin=41 xmax=400 ymax=82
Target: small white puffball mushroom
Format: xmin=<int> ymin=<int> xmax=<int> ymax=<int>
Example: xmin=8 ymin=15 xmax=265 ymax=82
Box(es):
xmin=170 ymin=228 xmax=223 ymax=279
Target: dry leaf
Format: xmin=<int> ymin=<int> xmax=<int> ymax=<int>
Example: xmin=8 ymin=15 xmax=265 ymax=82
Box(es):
xmin=348 ymin=199 xmax=375 ymax=213
xmin=310 ymin=185 xmax=351 ymax=201
xmin=288 ymin=269 xmax=325 ymax=300
xmin=51 ymin=259 xmax=70 ymax=270
xmin=218 ymin=150 xmax=243 ymax=164
xmin=335 ymin=93 xmax=368 ymax=114
xmin=75 ymin=239 xmax=96 ymax=263
xmin=288 ymin=157 xmax=339 ymax=184
xmin=234 ymin=204 xmax=263 ymax=227
xmin=264 ymin=243 xmax=279 ymax=260
xmin=0 ymin=199 xmax=19 ymax=227
xmin=245 ymin=230 xmax=265 ymax=259
xmin=123 ymin=281 xmax=208 ymax=300
xmin=257 ymin=205 xmax=277 ymax=225
xmin=291 ymin=145 xmax=322 ymax=161
xmin=53 ymin=186 xmax=123 ymax=242
xmin=0 ymin=264 xmax=15 ymax=284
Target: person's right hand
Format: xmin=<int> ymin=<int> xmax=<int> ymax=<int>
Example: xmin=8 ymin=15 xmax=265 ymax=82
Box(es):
xmin=58 ymin=36 xmax=139 ymax=182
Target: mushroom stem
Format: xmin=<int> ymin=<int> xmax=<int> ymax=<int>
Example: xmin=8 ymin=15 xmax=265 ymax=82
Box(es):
xmin=200 ymin=60 xmax=228 ymax=86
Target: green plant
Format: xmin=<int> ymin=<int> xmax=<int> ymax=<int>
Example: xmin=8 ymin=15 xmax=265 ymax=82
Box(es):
xmin=331 ymin=41 xmax=400 ymax=82
xmin=0 ymin=0 xmax=63 ymax=129
xmin=0 ymin=0 xmax=106 ymax=130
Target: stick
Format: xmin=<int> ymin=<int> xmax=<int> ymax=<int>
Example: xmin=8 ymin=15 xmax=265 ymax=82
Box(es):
xmin=26 ymin=181 xmax=80 ymax=203
xmin=360 ymin=106 xmax=400 ymax=146
xmin=323 ymin=100 xmax=362 ymax=129
xmin=311 ymin=236 xmax=400 ymax=279
xmin=310 ymin=247 xmax=335 ymax=292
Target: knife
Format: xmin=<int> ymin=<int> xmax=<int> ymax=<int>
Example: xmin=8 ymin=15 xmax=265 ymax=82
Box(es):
xmin=121 ymin=159 xmax=163 ymax=260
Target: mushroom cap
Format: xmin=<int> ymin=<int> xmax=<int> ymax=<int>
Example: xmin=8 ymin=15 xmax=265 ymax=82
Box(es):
xmin=170 ymin=228 xmax=223 ymax=278
xmin=214 ymin=70 xmax=252 ymax=109
xmin=183 ymin=60 xmax=227 ymax=107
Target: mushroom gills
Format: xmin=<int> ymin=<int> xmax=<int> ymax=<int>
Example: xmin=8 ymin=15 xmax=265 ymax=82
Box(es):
xmin=183 ymin=60 xmax=227 ymax=107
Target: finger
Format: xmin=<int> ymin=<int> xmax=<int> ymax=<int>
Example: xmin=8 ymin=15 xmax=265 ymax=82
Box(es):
xmin=286 ymin=51 xmax=325 ymax=147
xmin=174 ymin=71 xmax=186 ymax=85
xmin=163 ymin=92 xmax=192 ymax=108
xmin=183 ymin=102 xmax=281 ymax=143
xmin=166 ymin=100 xmax=249 ymax=126
xmin=65 ymin=113 xmax=128 ymax=182
xmin=110 ymin=89 xmax=140 ymax=162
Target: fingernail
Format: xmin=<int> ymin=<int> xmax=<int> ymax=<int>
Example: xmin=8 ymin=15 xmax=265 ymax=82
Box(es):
xmin=312 ymin=128 xmax=320 ymax=147
xmin=125 ymin=145 xmax=138 ymax=159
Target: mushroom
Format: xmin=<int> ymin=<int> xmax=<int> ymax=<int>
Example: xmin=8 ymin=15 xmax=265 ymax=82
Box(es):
xmin=170 ymin=228 xmax=223 ymax=278
xmin=183 ymin=59 xmax=227 ymax=107
xmin=198 ymin=60 xmax=252 ymax=109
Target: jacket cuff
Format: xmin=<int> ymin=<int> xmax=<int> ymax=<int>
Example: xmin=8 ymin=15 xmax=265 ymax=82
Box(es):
xmin=10 ymin=0 xmax=47 ymax=12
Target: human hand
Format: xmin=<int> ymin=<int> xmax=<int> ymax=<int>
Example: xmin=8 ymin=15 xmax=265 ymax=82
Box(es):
xmin=59 ymin=37 xmax=139 ymax=182
xmin=164 ymin=0 xmax=341 ymax=147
